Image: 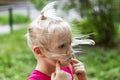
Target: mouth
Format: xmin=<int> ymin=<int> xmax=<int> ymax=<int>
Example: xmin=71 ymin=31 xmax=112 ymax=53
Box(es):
xmin=59 ymin=57 xmax=72 ymax=67
xmin=64 ymin=57 xmax=72 ymax=63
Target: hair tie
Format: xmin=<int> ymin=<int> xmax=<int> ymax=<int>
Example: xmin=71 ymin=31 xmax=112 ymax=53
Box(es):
xmin=40 ymin=1 xmax=57 ymax=20
xmin=41 ymin=11 xmax=47 ymax=20
xmin=40 ymin=11 xmax=47 ymax=20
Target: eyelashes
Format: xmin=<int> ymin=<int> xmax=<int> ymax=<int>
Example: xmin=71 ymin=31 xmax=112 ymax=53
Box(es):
xmin=58 ymin=42 xmax=72 ymax=49
xmin=58 ymin=44 xmax=65 ymax=49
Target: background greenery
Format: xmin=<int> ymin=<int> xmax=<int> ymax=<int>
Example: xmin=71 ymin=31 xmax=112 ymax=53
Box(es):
xmin=64 ymin=0 xmax=120 ymax=47
xmin=0 ymin=28 xmax=35 ymax=80
xmin=0 ymin=14 xmax=30 ymax=25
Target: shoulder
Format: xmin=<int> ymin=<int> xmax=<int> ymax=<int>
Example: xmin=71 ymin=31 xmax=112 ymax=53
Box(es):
xmin=27 ymin=70 xmax=42 ymax=80
xmin=27 ymin=77 xmax=37 ymax=80
xmin=27 ymin=70 xmax=50 ymax=80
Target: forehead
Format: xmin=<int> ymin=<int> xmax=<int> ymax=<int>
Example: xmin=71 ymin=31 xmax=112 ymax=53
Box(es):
xmin=46 ymin=20 xmax=73 ymax=48
xmin=57 ymin=31 xmax=72 ymax=43
xmin=51 ymin=27 xmax=72 ymax=47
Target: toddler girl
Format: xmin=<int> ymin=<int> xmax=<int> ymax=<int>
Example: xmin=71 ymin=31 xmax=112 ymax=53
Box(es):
xmin=26 ymin=1 xmax=89 ymax=80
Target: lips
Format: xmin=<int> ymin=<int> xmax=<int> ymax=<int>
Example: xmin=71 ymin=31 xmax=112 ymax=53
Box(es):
xmin=64 ymin=57 xmax=72 ymax=63
xmin=59 ymin=57 xmax=72 ymax=67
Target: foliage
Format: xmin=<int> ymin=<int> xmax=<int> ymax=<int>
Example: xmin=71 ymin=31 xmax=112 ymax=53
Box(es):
xmin=64 ymin=0 xmax=120 ymax=47
xmin=72 ymin=19 xmax=120 ymax=46
xmin=0 ymin=14 xmax=31 ymax=25
xmin=0 ymin=28 xmax=36 ymax=80
xmin=30 ymin=0 xmax=50 ymax=10
xmin=72 ymin=19 xmax=95 ymax=34
xmin=77 ymin=46 xmax=120 ymax=80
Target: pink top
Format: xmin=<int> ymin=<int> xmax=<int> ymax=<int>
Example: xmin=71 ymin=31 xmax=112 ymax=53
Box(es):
xmin=27 ymin=66 xmax=74 ymax=80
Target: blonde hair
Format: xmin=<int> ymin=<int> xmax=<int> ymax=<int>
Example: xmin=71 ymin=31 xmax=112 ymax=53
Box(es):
xmin=26 ymin=1 xmax=95 ymax=57
xmin=26 ymin=2 xmax=72 ymax=50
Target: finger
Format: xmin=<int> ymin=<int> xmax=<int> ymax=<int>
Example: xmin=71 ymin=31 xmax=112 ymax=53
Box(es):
xmin=74 ymin=66 xmax=84 ymax=71
xmin=75 ymin=69 xmax=85 ymax=74
xmin=70 ymin=58 xmax=81 ymax=64
xmin=73 ymin=63 xmax=83 ymax=67
xmin=74 ymin=66 xmax=85 ymax=74
xmin=56 ymin=61 xmax=61 ymax=73
xmin=51 ymin=72 xmax=55 ymax=79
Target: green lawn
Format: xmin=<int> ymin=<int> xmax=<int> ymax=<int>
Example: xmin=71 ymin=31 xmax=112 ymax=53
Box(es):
xmin=0 ymin=14 xmax=31 ymax=25
xmin=77 ymin=46 xmax=120 ymax=80
xmin=0 ymin=28 xmax=120 ymax=80
xmin=0 ymin=28 xmax=36 ymax=80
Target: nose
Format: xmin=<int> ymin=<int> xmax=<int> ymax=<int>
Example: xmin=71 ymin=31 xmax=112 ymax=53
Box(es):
xmin=67 ymin=46 xmax=73 ymax=55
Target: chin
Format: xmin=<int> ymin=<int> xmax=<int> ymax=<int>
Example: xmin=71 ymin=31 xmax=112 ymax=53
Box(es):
xmin=61 ymin=62 xmax=70 ymax=67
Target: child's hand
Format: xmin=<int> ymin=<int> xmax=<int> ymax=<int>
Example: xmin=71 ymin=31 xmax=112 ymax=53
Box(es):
xmin=70 ymin=58 xmax=87 ymax=80
xmin=51 ymin=61 xmax=72 ymax=80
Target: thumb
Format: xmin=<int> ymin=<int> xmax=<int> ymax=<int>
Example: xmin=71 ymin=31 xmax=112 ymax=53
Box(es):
xmin=56 ymin=61 xmax=61 ymax=73
xmin=51 ymin=72 xmax=56 ymax=79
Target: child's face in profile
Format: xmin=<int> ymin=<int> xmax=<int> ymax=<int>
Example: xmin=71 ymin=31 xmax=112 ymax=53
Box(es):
xmin=46 ymin=32 xmax=73 ymax=67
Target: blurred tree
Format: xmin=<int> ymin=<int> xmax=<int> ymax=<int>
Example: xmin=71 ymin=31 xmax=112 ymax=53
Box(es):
xmin=66 ymin=0 xmax=120 ymax=47
xmin=30 ymin=0 xmax=49 ymax=10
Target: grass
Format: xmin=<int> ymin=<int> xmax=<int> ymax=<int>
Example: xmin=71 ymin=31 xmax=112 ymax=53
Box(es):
xmin=0 ymin=14 xmax=31 ymax=25
xmin=0 ymin=28 xmax=36 ymax=80
xmin=77 ymin=46 xmax=120 ymax=80
xmin=0 ymin=28 xmax=120 ymax=80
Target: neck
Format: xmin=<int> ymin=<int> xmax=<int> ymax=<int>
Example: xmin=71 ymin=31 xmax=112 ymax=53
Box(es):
xmin=35 ymin=60 xmax=55 ymax=76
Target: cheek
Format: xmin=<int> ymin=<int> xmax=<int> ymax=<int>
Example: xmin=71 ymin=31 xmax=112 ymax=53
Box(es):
xmin=47 ymin=58 xmax=58 ymax=66
xmin=48 ymin=56 xmax=69 ymax=67
xmin=60 ymin=61 xmax=70 ymax=67
xmin=55 ymin=50 xmax=67 ymax=55
xmin=58 ymin=58 xmax=71 ymax=67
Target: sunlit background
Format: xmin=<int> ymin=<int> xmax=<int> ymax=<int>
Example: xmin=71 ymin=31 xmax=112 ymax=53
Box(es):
xmin=0 ymin=0 xmax=120 ymax=80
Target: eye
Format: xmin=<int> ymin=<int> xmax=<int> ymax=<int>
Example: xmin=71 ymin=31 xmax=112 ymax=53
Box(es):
xmin=58 ymin=44 xmax=65 ymax=49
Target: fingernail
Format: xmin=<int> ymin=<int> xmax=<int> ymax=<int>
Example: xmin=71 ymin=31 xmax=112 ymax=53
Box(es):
xmin=70 ymin=61 xmax=73 ymax=65
xmin=57 ymin=60 xmax=61 ymax=65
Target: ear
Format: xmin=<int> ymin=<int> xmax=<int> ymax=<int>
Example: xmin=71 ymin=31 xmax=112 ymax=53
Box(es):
xmin=33 ymin=46 xmax=45 ymax=57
